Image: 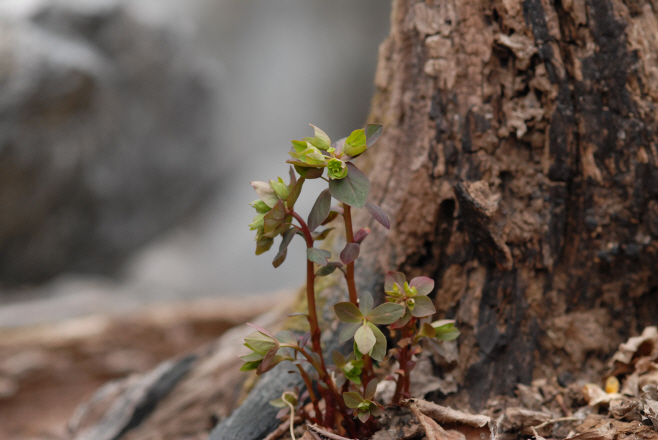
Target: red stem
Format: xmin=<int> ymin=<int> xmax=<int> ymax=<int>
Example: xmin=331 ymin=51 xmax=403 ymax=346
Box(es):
xmin=342 ymin=204 xmax=358 ymax=306
xmin=296 ymin=364 xmax=322 ymax=425
xmin=290 ymin=210 xmax=349 ymax=427
xmin=289 ymin=210 xmax=325 ymax=370
xmin=392 ymin=319 xmax=416 ymax=404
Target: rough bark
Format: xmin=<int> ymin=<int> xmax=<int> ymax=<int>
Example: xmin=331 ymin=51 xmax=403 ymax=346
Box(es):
xmin=359 ymin=0 xmax=658 ymax=409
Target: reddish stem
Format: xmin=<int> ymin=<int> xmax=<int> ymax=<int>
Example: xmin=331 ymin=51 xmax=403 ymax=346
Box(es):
xmin=296 ymin=364 xmax=322 ymax=425
xmin=290 ymin=210 xmax=352 ymax=428
xmin=342 ymin=204 xmax=358 ymax=306
xmin=392 ymin=319 xmax=416 ymax=405
xmin=289 ymin=210 xmax=325 ymax=370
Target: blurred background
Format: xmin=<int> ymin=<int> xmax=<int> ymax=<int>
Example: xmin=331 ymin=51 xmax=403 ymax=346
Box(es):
xmin=0 ymin=1 xmax=391 ymax=437
xmin=0 ymin=0 xmax=391 ymax=326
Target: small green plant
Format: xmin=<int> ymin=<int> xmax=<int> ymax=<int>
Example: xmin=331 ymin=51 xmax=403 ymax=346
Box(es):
xmin=241 ymin=124 xmax=459 ymax=437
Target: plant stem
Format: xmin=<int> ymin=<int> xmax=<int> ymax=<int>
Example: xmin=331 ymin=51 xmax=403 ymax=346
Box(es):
xmin=289 ymin=210 xmax=326 ymax=371
xmin=296 ymin=364 xmax=322 ymax=425
xmin=362 ymin=355 xmax=375 ymax=391
xmin=342 ymin=204 xmax=358 ymax=306
xmin=392 ymin=319 xmax=416 ymax=404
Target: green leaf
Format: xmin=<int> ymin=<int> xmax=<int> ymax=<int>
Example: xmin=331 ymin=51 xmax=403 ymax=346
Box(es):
xmin=365 ymin=124 xmax=383 ymax=147
xmin=391 ymin=309 xmax=412 ymax=329
xmin=269 ymin=398 xmax=288 ymax=409
xmin=433 ymin=321 xmax=460 ymax=341
xmin=250 ymin=199 xmax=270 ymax=214
xmin=248 ymin=213 xmax=265 ymax=231
xmin=367 ymin=302 xmax=406 ymax=325
xmin=328 ymin=163 xmax=370 ymax=209
xmin=294 ymin=166 xmax=324 ymax=179
xmin=291 ymin=139 xmax=307 ymax=153
xmin=343 ymin=391 xmax=365 ymax=409
xmin=321 ymin=210 xmax=339 ymax=226
xmin=308 ymin=189 xmax=331 ymax=232
xmin=255 ymin=237 xmax=274 ymax=255
xmin=344 ymin=369 xmax=362 ymax=385
xmin=244 ymin=331 xmax=278 ymax=354
xmin=316 ymin=261 xmax=342 ymax=277
xmin=339 ymin=322 xmax=361 ymax=343
xmin=240 ymin=351 xmax=265 ymax=362
xmin=307 ymin=248 xmax=331 ymax=266
xmin=275 ymin=330 xmax=297 ymax=346
xmin=240 ymin=361 xmax=261 ymax=372
xmin=303 ymin=124 xmax=331 ymax=150
xmin=365 ymin=378 xmax=378 ymax=400
xmin=371 ymin=404 xmax=385 ymax=417
xmin=251 ymin=181 xmax=279 ymax=208
xmin=334 ymin=302 xmax=364 ymax=323
xmin=332 ymin=350 xmax=347 ymax=368
xmin=357 ymin=411 xmax=371 ymax=423
xmin=312 ymin=228 xmax=334 ymax=241
xmin=263 ymin=200 xmax=286 ymax=235
xmin=385 ymin=271 xmax=406 ymax=292
xmin=269 ymin=178 xmax=290 ymax=201
xmin=307 ymin=154 xmax=326 ymax=168
xmin=354 ymin=324 xmax=376 ymax=355
xmin=340 ymin=243 xmax=360 ymax=264
xmin=272 ymin=228 xmax=296 ymax=268
xmin=288 ymin=159 xmax=317 ymax=168
xmin=343 ymin=129 xmax=367 ymax=157
xmin=353 ymin=341 xmax=364 ymax=360
xmin=358 ymin=291 xmax=374 ymax=315
xmin=286 ymin=176 xmax=304 ymax=209
xmin=418 ymin=322 xmax=436 ymax=338
xmin=410 ymin=295 xmax=436 ymax=318
xmin=368 ymin=322 xmax=388 ymax=362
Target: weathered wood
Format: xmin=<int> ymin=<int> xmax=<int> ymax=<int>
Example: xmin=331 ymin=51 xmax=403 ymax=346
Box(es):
xmin=360 ymin=0 xmax=658 ymax=409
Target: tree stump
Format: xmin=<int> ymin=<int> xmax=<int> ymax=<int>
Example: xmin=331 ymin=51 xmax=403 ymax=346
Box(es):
xmin=361 ymin=0 xmax=658 ymax=409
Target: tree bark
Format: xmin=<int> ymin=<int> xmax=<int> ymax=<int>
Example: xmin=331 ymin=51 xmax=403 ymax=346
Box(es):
xmin=358 ymin=0 xmax=658 ymax=409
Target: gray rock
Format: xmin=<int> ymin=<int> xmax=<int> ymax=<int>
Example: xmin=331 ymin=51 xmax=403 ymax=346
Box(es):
xmin=0 ymin=0 xmax=218 ymax=285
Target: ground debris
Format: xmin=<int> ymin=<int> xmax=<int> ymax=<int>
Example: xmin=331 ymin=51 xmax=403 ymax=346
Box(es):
xmin=257 ymin=327 xmax=658 ymax=440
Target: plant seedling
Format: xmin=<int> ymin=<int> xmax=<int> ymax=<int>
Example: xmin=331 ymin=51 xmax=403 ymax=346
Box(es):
xmin=241 ymin=124 xmax=460 ymax=437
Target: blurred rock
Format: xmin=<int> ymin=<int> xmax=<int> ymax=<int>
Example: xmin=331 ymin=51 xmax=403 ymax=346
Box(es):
xmin=0 ymin=292 xmax=292 ymax=440
xmin=0 ymin=0 xmax=218 ymax=285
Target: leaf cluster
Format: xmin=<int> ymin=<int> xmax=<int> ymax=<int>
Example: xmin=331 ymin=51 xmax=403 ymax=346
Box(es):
xmin=241 ymin=124 xmax=460 ymax=436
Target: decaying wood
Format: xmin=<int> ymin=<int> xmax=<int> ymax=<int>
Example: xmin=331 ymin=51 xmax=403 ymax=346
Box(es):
xmin=306 ymin=423 xmax=357 ymax=440
xmin=358 ymin=0 xmax=658 ymax=409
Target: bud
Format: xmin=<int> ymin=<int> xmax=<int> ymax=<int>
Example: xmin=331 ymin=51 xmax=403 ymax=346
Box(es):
xmin=327 ymin=158 xmax=348 ymax=179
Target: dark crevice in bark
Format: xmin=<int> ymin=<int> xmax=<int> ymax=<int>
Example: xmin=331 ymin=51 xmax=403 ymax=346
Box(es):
xmin=466 ymin=268 xmax=537 ymax=409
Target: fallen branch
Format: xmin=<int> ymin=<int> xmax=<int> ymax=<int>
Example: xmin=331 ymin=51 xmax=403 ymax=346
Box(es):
xmin=306 ymin=423 xmax=356 ymax=440
xmin=532 ymin=417 xmax=581 ymax=431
